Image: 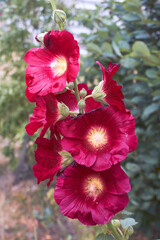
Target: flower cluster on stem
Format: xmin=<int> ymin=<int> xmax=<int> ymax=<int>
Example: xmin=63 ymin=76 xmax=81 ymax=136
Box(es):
xmin=24 ymin=1 xmax=137 ymax=239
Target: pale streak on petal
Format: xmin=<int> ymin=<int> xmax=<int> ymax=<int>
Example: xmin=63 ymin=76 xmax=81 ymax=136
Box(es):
xmin=50 ymin=56 xmax=67 ymax=77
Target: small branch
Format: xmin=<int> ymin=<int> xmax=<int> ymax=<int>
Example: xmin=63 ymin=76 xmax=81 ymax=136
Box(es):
xmin=66 ymin=87 xmax=75 ymax=95
xmin=50 ymin=0 xmax=56 ymax=10
xmin=74 ymin=79 xmax=80 ymax=103
xmin=84 ymin=94 xmax=92 ymax=101
xmin=34 ymin=227 xmax=38 ymax=240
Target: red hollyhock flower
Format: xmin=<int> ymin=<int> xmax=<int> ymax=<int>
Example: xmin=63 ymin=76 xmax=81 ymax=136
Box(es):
xmin=25 ymin=30 xmax=80 ymax=100
xmin=54 ymin=162 xmax=130 ymax=225
xmin=96 ymin=61 xmax=125 ymax=110
xmin=56 ymin=106 xmax=137 ymax=171
xmin=56 ymin=83 xmax=102 ymax=113
xmin=33 ymin=134 xmax=63 ymax=187
xmin=25 ymin=93 xmax=60 ymax=137
xmin=107 ymin=61 xmax=120 ymax=77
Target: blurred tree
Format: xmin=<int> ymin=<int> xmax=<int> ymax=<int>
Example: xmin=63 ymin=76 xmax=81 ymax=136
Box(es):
xmin=73 ymin=0 xmax=160 ymax=237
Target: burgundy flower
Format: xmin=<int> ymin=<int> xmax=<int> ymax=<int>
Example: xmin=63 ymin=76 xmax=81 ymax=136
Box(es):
xmin=25 ymin=93 xmax=60 ymax=137
xmin=33 ymin=135 xmax=63 ymax=187
xmin=56 ymin=106 xmax=137 ymax=171
xmin=96 ymin=61 xmax=125 ymax=110
xmin=107 ymin=61 xmax=120 ymax=77
xmin=54 ymin=162 xmax=130 ymax=225
xmin=25 ymin=30 xmax=80 ymax=100
xmin=56 ymin=83 xmax=102 ymax=113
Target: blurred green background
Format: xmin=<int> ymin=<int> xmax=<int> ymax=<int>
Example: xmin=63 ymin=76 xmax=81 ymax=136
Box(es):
xmin=0 ymin=0 xmax=160 ymax=239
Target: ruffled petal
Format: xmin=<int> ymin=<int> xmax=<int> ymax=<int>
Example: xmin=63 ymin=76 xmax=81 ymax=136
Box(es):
xmin=56 ymin=106 xmax=137 ymax=171
xmin=54 ymin=162 xmax=130 ymax=225
xmin=96 ymin=61 xmax=125 ymax=110
xmin=25 ymin=30 xmax=80 ymax=98
xmin=33 ymin=136 xmax=62 ymax=187
xmin=25 ymin=94 xmax=60 ymax=137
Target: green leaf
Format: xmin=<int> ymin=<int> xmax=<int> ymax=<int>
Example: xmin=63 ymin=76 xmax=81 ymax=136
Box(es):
xmin=142 ymin=103 xmax=159 ymax=120
xmin=101 ymin=42 xmax=113 ymax=54
xmin=132 ymin=41 xmax=150 ymax=57
xmin=143 ymin=54 xmax=160 ymax=67
xmin=86 ymin=43 xmax=102 ymax=55
xmin=118 ymin=41 xmax=130 ymax=52
xmin=120 ymin=57 xmax=139 ymax=69
xmin=125 ymin=163 xmax=140 ymax=173
xmin=95 ymin=233 xmax=109 ymax=240
xmin=145 ymin=69 xmax=157 ymax=79
xmin=124 ymin=0 xmax=141 ymax=13
xmin=134 ymin=30 xmax=150 ymax=40
xmin=112 ymin=41 xmax=122 ymax=57
xmin=120 ymin=218 xmax=138 ymax=228
xmin=122 ymin=13 xmax=141 ymax=21
xmin=134 ymin=75 xmax=149 ymax=82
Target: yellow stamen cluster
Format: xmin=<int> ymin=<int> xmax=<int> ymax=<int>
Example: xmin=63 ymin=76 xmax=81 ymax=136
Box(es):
xmin=87 ymin=127 xmax=108 ymax=150
xmin=50 ymin=56 xmax=67 ymax=77
xmin=85 ymin=177 xmax=103 ymax=198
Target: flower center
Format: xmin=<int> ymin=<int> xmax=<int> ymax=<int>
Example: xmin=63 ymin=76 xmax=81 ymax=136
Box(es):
xmin=50 ymin=56 xmax=67 ymax=77
xmin=87 ymin=127 xmax=108 ymax=150
xmin=84 ymin=177 xmax=103 ymax=198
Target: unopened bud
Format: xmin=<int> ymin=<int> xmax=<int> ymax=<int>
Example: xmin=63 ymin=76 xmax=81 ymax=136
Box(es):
xmin=124 ymin=226 xmax=134 ymax=236
xmin=67 ymin=82 xmax=74 ymax=90
xmin=92 ymin=81 xmax=106 ymax=102
xmin=78 ymin=99 xmax=86 ymax=111
xmin=58 ymin=102 xmax=69 ymax=117
xmin=35 ymin=32 xmax=47 ymax=44
xmin=111 ymin=219 xmax=120 ymax=229
xmin=59 ymin=151 xmax=74 ymax=168
xmin=80 ymin=88 xmax=87 ymax=98
xmin=53 ymin=9 xmax=66 ymax=24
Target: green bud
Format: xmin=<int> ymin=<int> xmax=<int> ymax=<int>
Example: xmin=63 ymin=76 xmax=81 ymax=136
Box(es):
xmin=35 ymin=32 xmax=47 ymax=44
xmin=124 ymin=226 xmax=134 ymax=236
xmin=53 ymin=9 xmax=66 ymax=24
xmin=92 ymin=81 xmax=106 ymax=102
xmin=111 ymin=219 xmax=121 ymax=229
xmin=58 ymin=102 xmax=69 ymax=117
xmin=67 ymin=82 xmax=74 ymax=90
xmin=80 ymin=88 xmax=87 ymax=98
xmin=78 ymin=99 xmax=86 ymax=111
xmin=59 ymin=151 xmax=73 ymax=168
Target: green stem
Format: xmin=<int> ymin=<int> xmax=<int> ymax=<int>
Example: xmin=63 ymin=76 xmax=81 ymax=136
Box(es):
xmin=50 ymin=0 xmax=56 ymax=10
xmin=107 ymin=221 xmax=125 ymax=240
xmin=34 ymin=227 xmax=38 ymax=240
xmin=74 ymin=79 xmax=80 ymax=103
xmin=84 ymin=94 xmax=92 ymax=101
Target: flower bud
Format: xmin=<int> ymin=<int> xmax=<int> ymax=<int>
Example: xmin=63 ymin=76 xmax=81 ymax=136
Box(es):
xmin=53 ymin=9 xmax=66 ymax=24
xmin=58 ymin=102 xmax=69 ymax=117
xmin=66 ymin=82 xmax=74 ymax=90
xmin=111 ymin=219 xmax=121 ymax=229
xmin=59 ymin=151 xmax=73 ymax=168
xmin=80 ymin=88 xmax=87 ymax=98
xmin=78 ymin=99 xmax=86 ymax=111
xmin=124 ymin=226 xmax=134 ymax=236
xmin=35 ymin=32 xmax=47 ymax=44
xmin=92 ymin=81 xmax=106 ymax=102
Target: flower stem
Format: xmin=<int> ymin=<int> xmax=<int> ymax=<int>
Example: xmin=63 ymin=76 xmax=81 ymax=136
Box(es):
xmin=74 ymin=79 xmax=80 ymax=103
xmin=107 ymin=221 xmax=125 ymax=240
xmin=50 ymin=0 xmax=56 ymax=10
xmin=84 ymin=94 xmax=92 ymax=101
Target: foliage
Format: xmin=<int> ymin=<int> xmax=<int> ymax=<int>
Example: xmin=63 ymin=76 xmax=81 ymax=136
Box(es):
xmin=73 ymin=0 xmax=160 ymax=237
